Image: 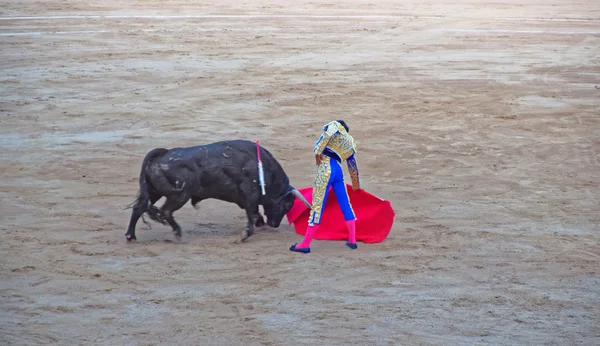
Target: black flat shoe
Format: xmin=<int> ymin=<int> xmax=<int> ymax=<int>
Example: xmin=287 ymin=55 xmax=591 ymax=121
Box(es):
xmin=346 ymin=241 xmax=357 ymax=250
xmin=290 ymin=243 xmax=311 ymax=254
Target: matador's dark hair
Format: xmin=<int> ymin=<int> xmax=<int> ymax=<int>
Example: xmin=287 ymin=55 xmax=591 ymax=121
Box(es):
xmin=336 ymin=119 xmax=349 ymax=132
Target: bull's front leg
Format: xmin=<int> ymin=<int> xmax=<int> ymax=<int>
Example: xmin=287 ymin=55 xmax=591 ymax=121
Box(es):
xmin=240 ymin=207 xmax=257 ymax=242
xmin=254 ymin=205 xmax=266 ymax=227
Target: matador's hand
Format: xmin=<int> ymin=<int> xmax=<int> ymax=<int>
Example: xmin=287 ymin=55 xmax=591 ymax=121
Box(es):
xmin=315 ymin=154 xmax=322 ymax=166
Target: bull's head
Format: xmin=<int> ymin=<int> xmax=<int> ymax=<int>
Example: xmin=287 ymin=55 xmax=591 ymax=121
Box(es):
xmin=263 ymin=187 xmax=311 ymax=228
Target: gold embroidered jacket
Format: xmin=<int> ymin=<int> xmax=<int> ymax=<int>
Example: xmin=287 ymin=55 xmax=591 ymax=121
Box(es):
xmin=313 ymin=121 xmax=361 ymax=190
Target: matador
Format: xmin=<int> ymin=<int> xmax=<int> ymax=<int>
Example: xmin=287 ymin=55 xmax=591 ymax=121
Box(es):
xmin=290 ymin=120 xmax=361 ymax=254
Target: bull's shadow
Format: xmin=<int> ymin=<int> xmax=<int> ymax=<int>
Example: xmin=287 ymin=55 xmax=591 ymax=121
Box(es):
xmin=124 ymin=140 xmax=310 ymax=243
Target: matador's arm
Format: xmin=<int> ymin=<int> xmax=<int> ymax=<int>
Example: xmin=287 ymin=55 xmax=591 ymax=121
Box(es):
xmin=346 ymin=154 xmax=361 ymax=190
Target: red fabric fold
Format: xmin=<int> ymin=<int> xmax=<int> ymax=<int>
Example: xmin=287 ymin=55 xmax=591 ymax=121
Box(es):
xmin=286 ymin=184 xmax=394 ymax=244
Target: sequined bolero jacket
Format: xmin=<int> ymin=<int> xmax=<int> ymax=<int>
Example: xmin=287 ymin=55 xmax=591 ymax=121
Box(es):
xmin=313 ymin=121 xmax=361 ymax=190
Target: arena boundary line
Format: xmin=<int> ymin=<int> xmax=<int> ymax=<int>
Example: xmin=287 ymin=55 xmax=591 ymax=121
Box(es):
xmin=0 ymin=14 xmax=598 ymax=22
xmin=2 ymin=28 xmax=599 ymax=37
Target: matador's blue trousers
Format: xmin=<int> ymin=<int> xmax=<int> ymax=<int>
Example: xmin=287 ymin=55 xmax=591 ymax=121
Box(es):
xmin=308 ymin=156 xmax=356 ymax=226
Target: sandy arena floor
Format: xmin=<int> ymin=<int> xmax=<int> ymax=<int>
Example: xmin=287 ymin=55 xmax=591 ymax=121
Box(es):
xmin=1 ymin=1 xmax=599 ymax=345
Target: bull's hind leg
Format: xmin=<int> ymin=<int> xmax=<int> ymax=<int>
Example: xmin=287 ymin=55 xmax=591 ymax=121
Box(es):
xmin=126 ymin=209 xmax=143 ymax=242
xmin=125 ymin=192 xmax=162 ymax=242
xmin=160 ymin=194 xmax=190 ymax=241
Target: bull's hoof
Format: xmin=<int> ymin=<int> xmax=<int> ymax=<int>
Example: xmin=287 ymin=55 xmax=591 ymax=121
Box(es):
xmin=240 ymin=228 xmax=253 ymax=242
xmin=173 ymin=230 xmax=182 ymax=242
xmin=255 ymin=216 xmax=266 ymax=228
xmin=126 ymin=234 xmax=137 ymax=242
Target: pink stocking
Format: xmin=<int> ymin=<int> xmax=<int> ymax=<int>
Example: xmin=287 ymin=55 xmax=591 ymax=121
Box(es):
xmin=297 ymin=224 xmax=318 ymax=249
xmin=346 ymin=220 xmax=356 ymax=244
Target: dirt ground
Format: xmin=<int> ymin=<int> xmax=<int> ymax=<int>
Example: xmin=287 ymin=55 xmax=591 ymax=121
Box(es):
xmin=1 ymin=1 xmax=599 ymax=345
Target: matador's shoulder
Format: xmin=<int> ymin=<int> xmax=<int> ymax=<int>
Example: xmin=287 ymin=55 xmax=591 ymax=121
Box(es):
xmin=321 ymin=120 xmax=347 ymax=136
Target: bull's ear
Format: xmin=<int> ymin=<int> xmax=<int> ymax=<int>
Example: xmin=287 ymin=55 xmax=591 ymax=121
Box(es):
xmin=290 ymin=187 xmax=312 ymax=208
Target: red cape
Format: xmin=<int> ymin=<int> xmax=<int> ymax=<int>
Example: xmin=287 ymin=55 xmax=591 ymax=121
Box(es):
xmin=285 ymin=184 xmax=395 ymax=243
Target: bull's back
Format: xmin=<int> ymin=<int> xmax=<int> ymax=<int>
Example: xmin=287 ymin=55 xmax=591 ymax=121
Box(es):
xmin=152 ymin=140 xmax=261 ymax=178
xmin=147 ymin=139 xmax=290 ymax=201
xmin=167 ymin=140 xmax=256 ymax=156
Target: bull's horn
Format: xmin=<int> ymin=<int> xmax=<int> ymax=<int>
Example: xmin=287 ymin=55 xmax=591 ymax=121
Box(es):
xmin=291 ymin=189 xmax=312 ymax=209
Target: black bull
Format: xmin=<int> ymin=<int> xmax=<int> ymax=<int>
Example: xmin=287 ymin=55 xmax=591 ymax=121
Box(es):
xmin=125 ymin=140 xmax=311 ymax=242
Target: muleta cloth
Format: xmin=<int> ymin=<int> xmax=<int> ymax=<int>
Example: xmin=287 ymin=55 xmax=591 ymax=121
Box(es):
xmin=286 ymin=184 xmax=395 ymax=243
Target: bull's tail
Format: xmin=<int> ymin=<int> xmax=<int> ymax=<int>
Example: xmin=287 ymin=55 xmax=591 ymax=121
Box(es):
xmin=126 ymin=148 xmax=170 ymax=225
xmin=138 ymin=148 xmax=169 ymax=207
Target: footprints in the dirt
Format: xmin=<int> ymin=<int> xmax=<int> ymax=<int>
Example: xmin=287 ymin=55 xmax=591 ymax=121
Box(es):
xmin=496 ymin=115 xmax=519 ymax=120
xmin=2 ymin=331 xmax=58 ymax=345
xmin=70 ymin=244 xmax=107 ymax=256
xmin=31 ymin=277 xmax=53 ymax=287
xmin=11 ymin=265 xmax=36 ymax=273
xmin=399 ymin=216 xmax=424 ymax=223
xmin=38 ymin=305 xmax=75 ymax=314
xmin=70 ymin=242 xmax=162 ymax=258
xmin=10 ymin=266 xmax=54 ymax=287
